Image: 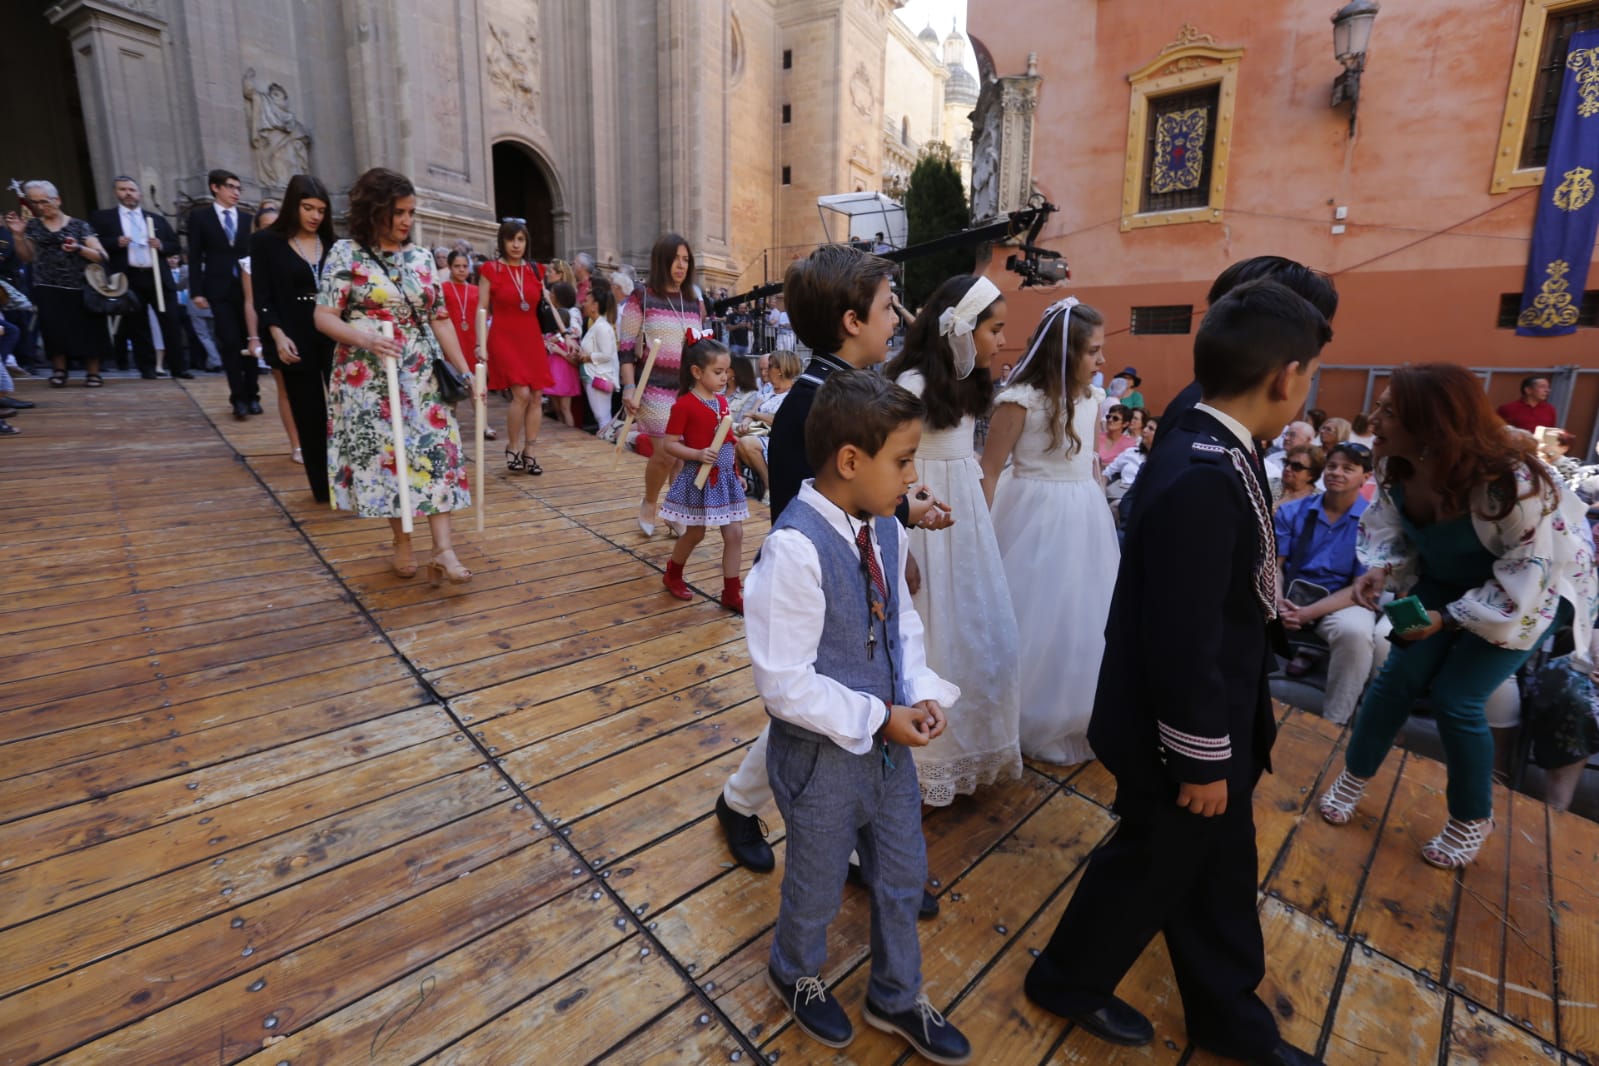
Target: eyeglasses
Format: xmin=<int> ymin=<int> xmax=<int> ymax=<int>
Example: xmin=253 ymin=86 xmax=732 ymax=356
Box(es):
xmin=500 ymin=217 xmax=526 ymax=224
xmin=24 ymin=198 xmax=51 ymax=207
xmin=219 ymin=183 xmax=242 ymax=191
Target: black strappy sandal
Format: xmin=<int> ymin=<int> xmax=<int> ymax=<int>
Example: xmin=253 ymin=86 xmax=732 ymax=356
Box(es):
xmin=504 ymin=448 xmax=523 ymax=472
xmin=523 ymin=452 xmax=543 ymax=476
xmin=84 ymin=374 xmax=104 ymax=388
xmin=48 ymin=370 xmax=67 ymax=388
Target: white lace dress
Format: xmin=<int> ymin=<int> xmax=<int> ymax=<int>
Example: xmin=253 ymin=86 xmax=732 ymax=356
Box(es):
xmin=896 ymin=371 xmax=1024 ymax=805
xmin=990 ymin=384 xmax=1120 ymax=765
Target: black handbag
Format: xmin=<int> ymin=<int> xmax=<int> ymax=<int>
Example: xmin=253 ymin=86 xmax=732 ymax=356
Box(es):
xmin=356 ymin=242 xmax=471 ymax=405
xmin=83 ymin=264 xmax=141 ymax=316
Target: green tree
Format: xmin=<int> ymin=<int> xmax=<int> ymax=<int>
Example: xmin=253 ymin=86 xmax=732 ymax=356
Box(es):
xmin=902 ymin=144 xmax=972 ymax=309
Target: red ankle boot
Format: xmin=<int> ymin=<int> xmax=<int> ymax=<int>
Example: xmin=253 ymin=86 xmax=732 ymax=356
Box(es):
xmin=721 ymin=577 xmax=743 ymax=614
xmin=663 ymin=560 xmax=693 ymax=600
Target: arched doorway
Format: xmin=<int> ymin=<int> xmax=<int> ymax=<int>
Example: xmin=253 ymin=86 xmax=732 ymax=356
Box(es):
xmin=491 ymin=141 xmax=557 ymax=261
xmin=6 ymin=7 xmax=95 ymax=213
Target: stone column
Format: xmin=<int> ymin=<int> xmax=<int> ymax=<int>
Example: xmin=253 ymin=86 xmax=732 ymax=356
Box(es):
xmin=46 ymin=0 xmax=180 ymax=212
xmin=996 ymin=55 xmax=1042 ymax=215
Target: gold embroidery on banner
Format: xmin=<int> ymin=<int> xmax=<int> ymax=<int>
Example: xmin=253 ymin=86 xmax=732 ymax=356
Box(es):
xmin=1151 ymin=107 xmax=1208 ymax=194
xmin=1553 ymin=166 xmax=1595 ymax=211
xmin=1517 ymin=259 xmax=1581 ymax=329
xmin=1569 ymin=47 xmax=1599 ymax=118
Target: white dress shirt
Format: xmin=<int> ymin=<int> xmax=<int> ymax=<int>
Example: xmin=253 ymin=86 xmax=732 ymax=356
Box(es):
xmin=743 ymin=481 xmax=960 ymax=754
xmin=121 ymin=206 xmax=153 ymax=269
xmin=1194 ymin=402 xmax=1256 ymax=452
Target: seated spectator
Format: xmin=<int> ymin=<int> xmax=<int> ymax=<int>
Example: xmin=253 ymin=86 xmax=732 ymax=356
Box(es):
xmin=1104 ymin=414 xmax=1158 ymax=507
xmin=1264 ymin=419 xmax=1315 ymax=481
xmin=734 ymin=348 xmax=801 ymax=497
xmin=1274 ymin=443 xmax=1325 ymax=509
xmin=1348 ymin=411 xmax=1376 ymax=448
xmin=1318 ymin=416 xmax=1351 ymax=452
xmin=1496 ymin=375 xmax=1557 ymax=433
xmin=1096 ymin=404 xmax=1135 ymax=466
xmin=727 ymin=353 xmax=764 ymax=422
xmin=1275 ymin=442 xmax=1377 ymax=724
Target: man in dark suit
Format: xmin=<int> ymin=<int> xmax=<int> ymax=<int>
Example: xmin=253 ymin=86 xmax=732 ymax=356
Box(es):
xmin=186 ymin=169 xmax=255 ymax=418
xmin=90 ymin=176 xmax=187 ymax=379
xmin=1024 ymin=281 xmax=1333 ymax=1066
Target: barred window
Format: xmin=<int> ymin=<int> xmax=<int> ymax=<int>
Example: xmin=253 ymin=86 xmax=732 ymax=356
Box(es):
xmin=1140 ymin=84 xmax=1220 ymax=214
xmin=1521 ymin=2 xmax=1599 ymax=169
xmin=1130 ymin=305 xmax=1195 ymax=335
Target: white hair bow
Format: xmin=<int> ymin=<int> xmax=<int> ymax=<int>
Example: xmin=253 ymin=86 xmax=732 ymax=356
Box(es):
xmin=1005 ymin=295 xmax=1079 ymax=389
xmin=938 ymin=276 xmax=1003 ymax=380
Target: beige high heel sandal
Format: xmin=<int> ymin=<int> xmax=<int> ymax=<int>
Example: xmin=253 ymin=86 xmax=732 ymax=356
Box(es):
xmin=428 ymin=549 xmax=473 ymax=586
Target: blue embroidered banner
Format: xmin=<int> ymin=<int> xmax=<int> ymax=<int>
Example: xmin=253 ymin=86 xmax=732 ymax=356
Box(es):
xmin=1151 ymin=108 xmax=1208 ymax=194
xmin=1517 ymin=29 xmax=1599 ymax=337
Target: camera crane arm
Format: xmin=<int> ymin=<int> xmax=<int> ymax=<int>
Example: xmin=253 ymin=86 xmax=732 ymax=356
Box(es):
xmin=710 ymin=197 xmax=1061 ymax=315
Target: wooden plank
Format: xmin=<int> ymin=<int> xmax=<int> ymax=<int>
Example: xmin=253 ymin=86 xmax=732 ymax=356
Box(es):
xmin=1347 ymin=754 xmax=1457 ymax=977
xmin=511 ymin=699 xmax=768 ymax=829
xmin=50 ymin=837 xmax=572 ymax=1065
xmin=752 ymin=790 xmax=1116 ymax=1065
xmin=461 ymin=632 xmax=750 ymax=742
xmin=1265 ymin=722 xmax=1401 ymax=927
xmin=422 ymin=937 xmax=694 ymax=1065
xmin=1066 ymin=759 xmax=1116 ymax=809
xmin=1551 ymin=802 xmax=1599 ymax=1063
xmin=0 ymin=795 xmax=536 ymax=1062
xmin=1321 ymin=943 xmax=1445 ymax=1065
xmin=1500 ymin=791 xmax=1557 ymax=1039
xmin=0 ymin=705 xmax=453 ymax=871
xmin=1445 ymin=998 xmax=1567 ymax=1065
xmin=1253 ymin=711 xmax=1347 ymax=883
xmin=1450 ymin=781 xmax=1514 ymax=1017
xmin=0 ymin=731 xmax=475 ymax=929
xmin=591 ymin=998 xmax=748 ymax=1065
xmin=1255 ymin=896 xmax=1350 ymax=1052
xmin=212 ymin=879 xmax=622 ymax=1065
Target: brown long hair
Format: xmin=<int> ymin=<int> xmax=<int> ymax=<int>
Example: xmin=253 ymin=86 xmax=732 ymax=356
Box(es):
xmin=1384 ymin=363 xmax=1553 ymax=521
xmin=1009 ymin=302 xmax=1105 ymax=454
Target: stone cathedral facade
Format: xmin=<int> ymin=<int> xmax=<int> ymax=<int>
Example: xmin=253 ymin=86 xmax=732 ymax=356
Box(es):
xmin=8 ymin=0 xmax=973 ymax=293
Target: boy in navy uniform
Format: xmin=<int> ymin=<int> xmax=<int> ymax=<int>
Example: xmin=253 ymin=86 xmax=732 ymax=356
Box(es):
xmin=1025 ymin=281 xmax=1332 ymax=1066
xmin=744 ymin=370 xmax=971 ymax=1063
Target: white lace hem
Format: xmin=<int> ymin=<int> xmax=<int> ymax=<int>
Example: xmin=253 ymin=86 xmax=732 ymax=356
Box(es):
xmin=915 ymin=748 xmax=1024 ymax=807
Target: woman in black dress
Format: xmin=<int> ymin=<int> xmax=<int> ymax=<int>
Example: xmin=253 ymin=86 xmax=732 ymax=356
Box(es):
xmin=251 ymin=175 xmax=336 ymax=502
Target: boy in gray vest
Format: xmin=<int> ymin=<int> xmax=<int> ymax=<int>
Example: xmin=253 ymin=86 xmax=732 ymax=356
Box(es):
xmin=743 ymin=370 xmax=972 ymax=1064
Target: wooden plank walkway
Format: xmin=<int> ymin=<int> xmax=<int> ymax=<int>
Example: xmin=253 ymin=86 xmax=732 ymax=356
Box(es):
xmin=2 ymin=372 xmax=1596 ymax=1065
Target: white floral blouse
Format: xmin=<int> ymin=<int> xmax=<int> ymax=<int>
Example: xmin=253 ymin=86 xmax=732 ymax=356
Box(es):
xmin=1356 ymin=460 xmax=1597 ymax=652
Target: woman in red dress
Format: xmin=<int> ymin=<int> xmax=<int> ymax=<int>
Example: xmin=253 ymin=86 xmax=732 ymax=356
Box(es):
xmin=440 ymin=250 xmax=496 ymax=443
xmin=478 ymin=220 xmax=553 ymax=475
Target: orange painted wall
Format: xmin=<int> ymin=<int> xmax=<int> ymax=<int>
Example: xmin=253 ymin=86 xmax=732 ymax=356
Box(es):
xmin=970 ymin=0 xmax=1598 ymax=439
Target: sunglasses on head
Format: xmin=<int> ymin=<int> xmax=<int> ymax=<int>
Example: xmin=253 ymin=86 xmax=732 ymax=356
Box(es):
xmin=1339 ymin=442 xmax=1372 ymax=455
xmin=500 ymin=216 xmax=526 ymax=224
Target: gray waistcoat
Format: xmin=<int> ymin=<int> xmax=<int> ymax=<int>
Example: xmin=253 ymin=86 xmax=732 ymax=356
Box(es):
xmin=769 ymin=497 xmax=904 ymax=730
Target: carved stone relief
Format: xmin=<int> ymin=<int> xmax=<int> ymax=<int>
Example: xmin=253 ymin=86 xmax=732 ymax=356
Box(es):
xmin=242 ymin=68 xmax=311 ymax=188
xmin=486 ymin=16 xmax=540 ymax=122
xmin=849 ymin=61 xmax=875 ymax=119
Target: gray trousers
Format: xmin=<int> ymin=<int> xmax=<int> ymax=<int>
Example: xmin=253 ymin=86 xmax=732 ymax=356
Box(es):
xmin=767 ymin=721 xmax=926 ymax=1012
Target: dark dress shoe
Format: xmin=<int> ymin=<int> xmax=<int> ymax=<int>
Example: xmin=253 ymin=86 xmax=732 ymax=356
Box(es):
xmin=1226 ymin=1040 xmax=1323 ymax=1066
xmin=246 ymin=400 xmax=263 ymax=415
xmin=767 ymin=967 xmax=853 ymax=1048
xmin=172 ymin=371 xmax=194 ymax=380
xmin=864 ymin=996 xmax=971 ymax=1064
xmin=0 ymin=397 xmax=34 ymax=409
xmin=1024 ymin=954 xmax=1154 ymax=1047
xmin=844 ymin=861 xmax=940 ymax=919
xmin=140 ymin=371 xmax=159 ymax=380
xmin=714 ymin=794 xmax=775 ymax=872
xmin=231 ymin=403 xmax=248 ymax=421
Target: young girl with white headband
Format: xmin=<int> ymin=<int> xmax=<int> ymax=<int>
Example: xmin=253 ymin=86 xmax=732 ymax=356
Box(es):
xmin=979 ymin=297 xmax=1118 ymax=765
xmin=885 ymin=274 xmax=1024 ymax=805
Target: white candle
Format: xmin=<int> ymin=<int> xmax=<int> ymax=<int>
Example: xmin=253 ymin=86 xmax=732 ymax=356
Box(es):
xmin=474 ymin=360 xmax=488 ymax=533
xmin=379 ymin=321 xmax=413 ymax=534
xmin=694 ymin=414 xmax=733 ymax=489
xmin=146 ymin=213 xmax=165 ymax=314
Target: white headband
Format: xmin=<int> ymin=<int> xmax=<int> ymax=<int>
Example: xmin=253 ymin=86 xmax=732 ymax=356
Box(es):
xmin=938 ymin=276 xmax=1003 ymax=380
xmin=1005 ymin=296 xmax=1078 ymax=391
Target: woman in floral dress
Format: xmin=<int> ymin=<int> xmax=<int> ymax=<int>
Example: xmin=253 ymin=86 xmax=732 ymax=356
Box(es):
xmin=314 ymin=167 xmax=481 ymax=584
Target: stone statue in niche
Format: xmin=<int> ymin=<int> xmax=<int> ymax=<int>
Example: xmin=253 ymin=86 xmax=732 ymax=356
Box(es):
xmin=487 ymin=17 xmax=540 ymax=122
xmin=970 ymin=42 xmax=1003 ymax=220
xmin=242 ymin=69 xmax=311 ymax=188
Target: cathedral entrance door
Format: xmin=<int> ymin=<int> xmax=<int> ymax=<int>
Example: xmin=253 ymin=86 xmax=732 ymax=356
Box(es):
xmin=491 ymin=141 xmax=557 ymax=262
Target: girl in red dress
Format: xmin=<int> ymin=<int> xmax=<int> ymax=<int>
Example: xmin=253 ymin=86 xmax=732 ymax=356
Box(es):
xmin=441 ymin=251 xmax=495 ymax=442
xmin=478 ymin=221 xmax=553 ymax=475
xmin=659 ymin=333 xmax=748 ymax=612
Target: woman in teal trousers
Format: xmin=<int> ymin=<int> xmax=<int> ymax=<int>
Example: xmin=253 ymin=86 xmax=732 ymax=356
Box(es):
xmin=1317 ymin=364 xmax=1595 ymax=869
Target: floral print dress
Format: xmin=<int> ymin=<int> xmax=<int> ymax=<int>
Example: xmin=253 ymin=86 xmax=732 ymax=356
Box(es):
xmin=317 ymin=240 xmax=470 ymax=518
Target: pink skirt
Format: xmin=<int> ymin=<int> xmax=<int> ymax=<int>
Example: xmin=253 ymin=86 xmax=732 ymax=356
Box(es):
xmin=545 ymin=349 xmax=582 ymax=397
